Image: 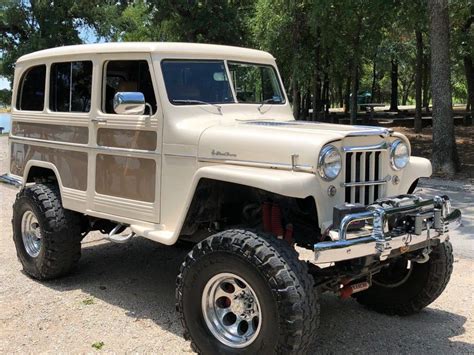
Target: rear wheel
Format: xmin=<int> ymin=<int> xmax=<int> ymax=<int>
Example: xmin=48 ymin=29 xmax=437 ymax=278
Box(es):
xmin=176 ymin=229 xmax=319 ymax=354
xmin=354 ymin=242 xmax=454 ymax=315
xmin=12 ymin=183 xmax=83 ymax=280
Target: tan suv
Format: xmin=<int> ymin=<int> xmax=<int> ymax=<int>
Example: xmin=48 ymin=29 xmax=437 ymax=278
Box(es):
xmin=6 ymin=43 xmax=462 ymax=354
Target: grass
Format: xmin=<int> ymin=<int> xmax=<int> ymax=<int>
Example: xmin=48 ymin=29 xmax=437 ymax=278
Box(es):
xmin=0 ymin=107 xmax=10 ymax=113
xmin=82 ymin=297 xmax=95 ymax=305
xmin=91 ymin=341 xmax=105 ymax=350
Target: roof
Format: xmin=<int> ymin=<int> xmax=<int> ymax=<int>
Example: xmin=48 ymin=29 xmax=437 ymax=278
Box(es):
xmin=17 ymin=42 xmax=275 ymax=63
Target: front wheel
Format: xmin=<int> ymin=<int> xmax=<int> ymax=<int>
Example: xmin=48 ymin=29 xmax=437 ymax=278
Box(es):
xmin=176 ymin=229 xmax=319 ymax=354
xmin=354 ymin=241 xmax=454 ymax=315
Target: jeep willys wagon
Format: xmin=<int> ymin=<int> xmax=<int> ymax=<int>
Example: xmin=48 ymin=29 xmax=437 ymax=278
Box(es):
xmin=7 ymin=43 xmax=461 ymax=354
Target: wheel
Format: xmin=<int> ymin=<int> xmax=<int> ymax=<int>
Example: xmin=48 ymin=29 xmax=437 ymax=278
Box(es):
xmin=354 ymin=241 xmax=454 ymax=316
xmin=176 ymin=229 xmax=319 ymax=354
xmin=12 ymin=183 xmax=82 ymax=280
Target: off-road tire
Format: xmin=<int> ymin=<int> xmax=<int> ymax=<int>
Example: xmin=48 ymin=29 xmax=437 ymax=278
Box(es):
xmin=176 ymin=229 xmax=319 ymax=354
xmin=354 ymin=241 xmax=454 ymax=316
xmin=12 ymin=183 xmax=82 ymax=280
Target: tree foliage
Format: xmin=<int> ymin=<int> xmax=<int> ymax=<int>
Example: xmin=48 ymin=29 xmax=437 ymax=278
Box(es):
xmin=0 ymin=0 xmax=471 ymax=169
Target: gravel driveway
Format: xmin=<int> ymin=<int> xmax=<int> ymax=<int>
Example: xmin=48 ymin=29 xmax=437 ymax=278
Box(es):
xmin=0 ymin=135 xmax=473 ymax=353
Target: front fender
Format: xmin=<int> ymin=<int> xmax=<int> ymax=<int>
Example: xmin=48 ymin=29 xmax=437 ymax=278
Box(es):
xmin=386 ymin=156 xmax=432 ymax=196
xmin=167 ymin=165 xmax=320 ymax=244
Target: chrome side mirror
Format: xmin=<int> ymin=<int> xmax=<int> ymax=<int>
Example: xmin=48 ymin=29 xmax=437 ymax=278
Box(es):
xmin=113 ymin=92 xmax=146 ymax=115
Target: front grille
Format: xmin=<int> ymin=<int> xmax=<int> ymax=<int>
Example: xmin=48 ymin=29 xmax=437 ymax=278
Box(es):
xmin=344 ymin=151 xmax=384 ymax=204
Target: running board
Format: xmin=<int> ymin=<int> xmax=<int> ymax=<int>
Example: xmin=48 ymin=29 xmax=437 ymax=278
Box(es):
xmin=130 ymin=225 xmax=175 ymax=245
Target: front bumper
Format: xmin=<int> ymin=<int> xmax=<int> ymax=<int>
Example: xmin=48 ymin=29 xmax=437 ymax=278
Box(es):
xmin=314 ymin=195 xmax=462 ymax=263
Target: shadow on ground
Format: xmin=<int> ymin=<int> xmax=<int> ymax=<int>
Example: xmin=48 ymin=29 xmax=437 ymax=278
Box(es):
xmin=40 ymin=237 xmax=472 ymax=353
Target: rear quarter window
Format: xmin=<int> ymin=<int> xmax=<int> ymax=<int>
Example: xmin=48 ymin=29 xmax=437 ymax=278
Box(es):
xmin=16 ymin=65 xmax=46 ymax=111
xmin=50 ymin=61 xmax=93 ymax=113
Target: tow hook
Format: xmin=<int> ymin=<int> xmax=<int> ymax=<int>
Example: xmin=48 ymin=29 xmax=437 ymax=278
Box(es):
xmin=412 ymin=248 xmax=431 ymax=264
xmin=339 ymin=280 xmax=371 ymax=299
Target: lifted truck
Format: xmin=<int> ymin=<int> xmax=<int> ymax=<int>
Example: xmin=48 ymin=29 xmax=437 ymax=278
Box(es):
xmin=5 ymin=42 xmax=461 ymax=354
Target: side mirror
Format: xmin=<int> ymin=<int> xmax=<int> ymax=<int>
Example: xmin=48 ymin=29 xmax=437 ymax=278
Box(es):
xmin=113 ymin=92 xmax=146 ymax=115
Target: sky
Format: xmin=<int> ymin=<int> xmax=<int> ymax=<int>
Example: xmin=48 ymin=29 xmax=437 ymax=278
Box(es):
xmin=0 ymin=78 xmax=10 ymax=90
xmin=0 ymin=26 xmax=99 ymax=90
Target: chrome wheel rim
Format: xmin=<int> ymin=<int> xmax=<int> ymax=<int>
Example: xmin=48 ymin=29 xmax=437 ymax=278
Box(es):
xmin=202 ymin=273 xmax=262 ymax=348
xmin=21 ymin=210 xmax=42 ymax=257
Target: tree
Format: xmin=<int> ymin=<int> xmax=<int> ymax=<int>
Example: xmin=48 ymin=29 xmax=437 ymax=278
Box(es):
xmin=0 ymin=89 xmax=12 ymax=107
xmin=0 ymin=0 xmax=120 ymax=80
xmin=428 ymin=0 xmax=459 ymax=175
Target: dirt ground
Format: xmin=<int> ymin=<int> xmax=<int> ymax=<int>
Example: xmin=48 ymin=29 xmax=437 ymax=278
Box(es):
xmin=393 ymin=125 xmax=474 ymax=180
xmin=0 ymin=135 xmax=473 ymax=354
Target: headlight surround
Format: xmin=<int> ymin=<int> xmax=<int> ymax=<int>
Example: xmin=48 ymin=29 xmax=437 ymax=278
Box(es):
xmin=390 ymin=139 xmax=409 ymax=170
xmin=318 ymin=145 xmax=342 ymax=181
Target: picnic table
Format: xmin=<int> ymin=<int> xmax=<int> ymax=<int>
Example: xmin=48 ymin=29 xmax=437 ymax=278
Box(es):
xmin=360 ymin=103 xmax=386 ymax=123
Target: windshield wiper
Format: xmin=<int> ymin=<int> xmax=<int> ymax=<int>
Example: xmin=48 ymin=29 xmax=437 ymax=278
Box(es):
xmin=258 ymin=98 xmax=279 ymax=112
xmin=172 ymin=99 xmax=222 ymax=114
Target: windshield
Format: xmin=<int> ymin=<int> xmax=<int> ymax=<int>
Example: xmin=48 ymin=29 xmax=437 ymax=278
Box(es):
xmin=228 ymin=62 xmax=284 ymax=104
xmin=161 ymin=60 xmax=234 ymax=104
xmin=161 ymin=60 xmax=285 ymax=106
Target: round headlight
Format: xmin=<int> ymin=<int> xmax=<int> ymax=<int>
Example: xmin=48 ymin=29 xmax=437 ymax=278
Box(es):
xmin=318 ymin=145 xmax=342 ymax=180
xmin=390 ymin=139 xmax=409 ymax=170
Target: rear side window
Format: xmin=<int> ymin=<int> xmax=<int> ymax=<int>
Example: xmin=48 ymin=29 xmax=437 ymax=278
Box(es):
xmin=16 ymin=65 xmax=46 ymax=111
xmin=50 ymin=61 xmax=93 ymax=112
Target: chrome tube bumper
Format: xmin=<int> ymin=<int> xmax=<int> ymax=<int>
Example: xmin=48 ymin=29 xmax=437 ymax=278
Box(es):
xmin=314 ymin=195 xmax=462 ymax=263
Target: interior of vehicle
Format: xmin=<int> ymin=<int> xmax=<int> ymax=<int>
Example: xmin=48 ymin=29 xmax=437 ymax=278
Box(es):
xmin=103 ymin=60 xmax=157 ymax=115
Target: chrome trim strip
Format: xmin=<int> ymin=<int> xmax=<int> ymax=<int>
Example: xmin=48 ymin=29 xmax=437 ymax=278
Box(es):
xmin=346 ymin=128 xmax=393 ymax=137
xmin=341 ymin=178 xmax=389 ymax=187
xmin=164 ymin=153 xmax=196 ymax=158
xmin=10 ymin=135 xmax=88 ymax=148
xmin=95 ymin=145 xmax=159 ymax=156
xmin=198 ymin=157 xmax=313 ymax=172
xmin=342 ymin=141 xmax=389 ymax=152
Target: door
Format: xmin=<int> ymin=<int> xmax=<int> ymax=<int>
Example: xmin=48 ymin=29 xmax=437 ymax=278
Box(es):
xmin=89 ymin=53 xmax=162 ymax=223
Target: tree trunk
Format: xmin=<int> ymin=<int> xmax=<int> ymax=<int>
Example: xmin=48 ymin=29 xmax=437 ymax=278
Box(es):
xmin=344 ymin=74 xmax=351 ymax=114
xmin=338 ymin=81 xmax=344 ymax=108
xmin=350 ymin=63 xmax=359 ymax=125
xmin=464 ymin=55 xmax=474 ymax=125
xmin=371 ymin=57 xmax=377 ymax=100
xmin=415 ymin=29 xmax=423 ymax=133
xmin=350 ymin=18 xmax=362 ymax=125
xmin=312 ymin=28 xmax=322 ymax=121
xmin=428 ymin=0 xmax=459 ymax=175
xmin=389 ymin=59 xmax=399 ymax=111
xmin=422 ymin=53 xmax=431 ymax=113
xmin=292 ymin=79 xmax=301 ymax=120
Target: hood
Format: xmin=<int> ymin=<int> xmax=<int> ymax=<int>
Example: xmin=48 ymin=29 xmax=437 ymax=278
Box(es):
xmin=198 ymin=120 xmax=394 ymax=172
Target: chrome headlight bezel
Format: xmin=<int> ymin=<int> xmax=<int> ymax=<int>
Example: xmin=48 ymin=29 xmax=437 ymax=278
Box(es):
xmin=318 ymin=145 xmax=342 ymax=181
xmin=390 ymin=139 xmax=409 ymax=170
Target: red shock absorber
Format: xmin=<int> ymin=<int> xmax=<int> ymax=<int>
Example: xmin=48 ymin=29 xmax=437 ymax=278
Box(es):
xmin=262 ymin=202 xmax=272 ymax=233
xmin=271 ymin=203 xmax=284 ymax=238
xmin=339 ymin=281 xmax=370 ymax=299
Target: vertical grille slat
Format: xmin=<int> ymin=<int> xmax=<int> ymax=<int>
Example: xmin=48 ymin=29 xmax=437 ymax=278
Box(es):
xmin=344 ymin=149 xmax=384 ymax=205
xmin=350 ymin=153 xmax=357 ymax=203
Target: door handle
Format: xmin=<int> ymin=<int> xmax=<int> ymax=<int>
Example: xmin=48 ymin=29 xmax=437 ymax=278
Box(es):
xmin=92 ymin=118 xmax=107 ymax=123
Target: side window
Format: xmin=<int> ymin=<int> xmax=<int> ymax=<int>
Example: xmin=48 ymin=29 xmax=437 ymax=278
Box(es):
xmin=50 ymin=61 xmax=93 ymax=112
xmin=103 ymin=60 xmax=157 ymax=115
xmin=16 ymin=65 xmax=46 ymax=111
